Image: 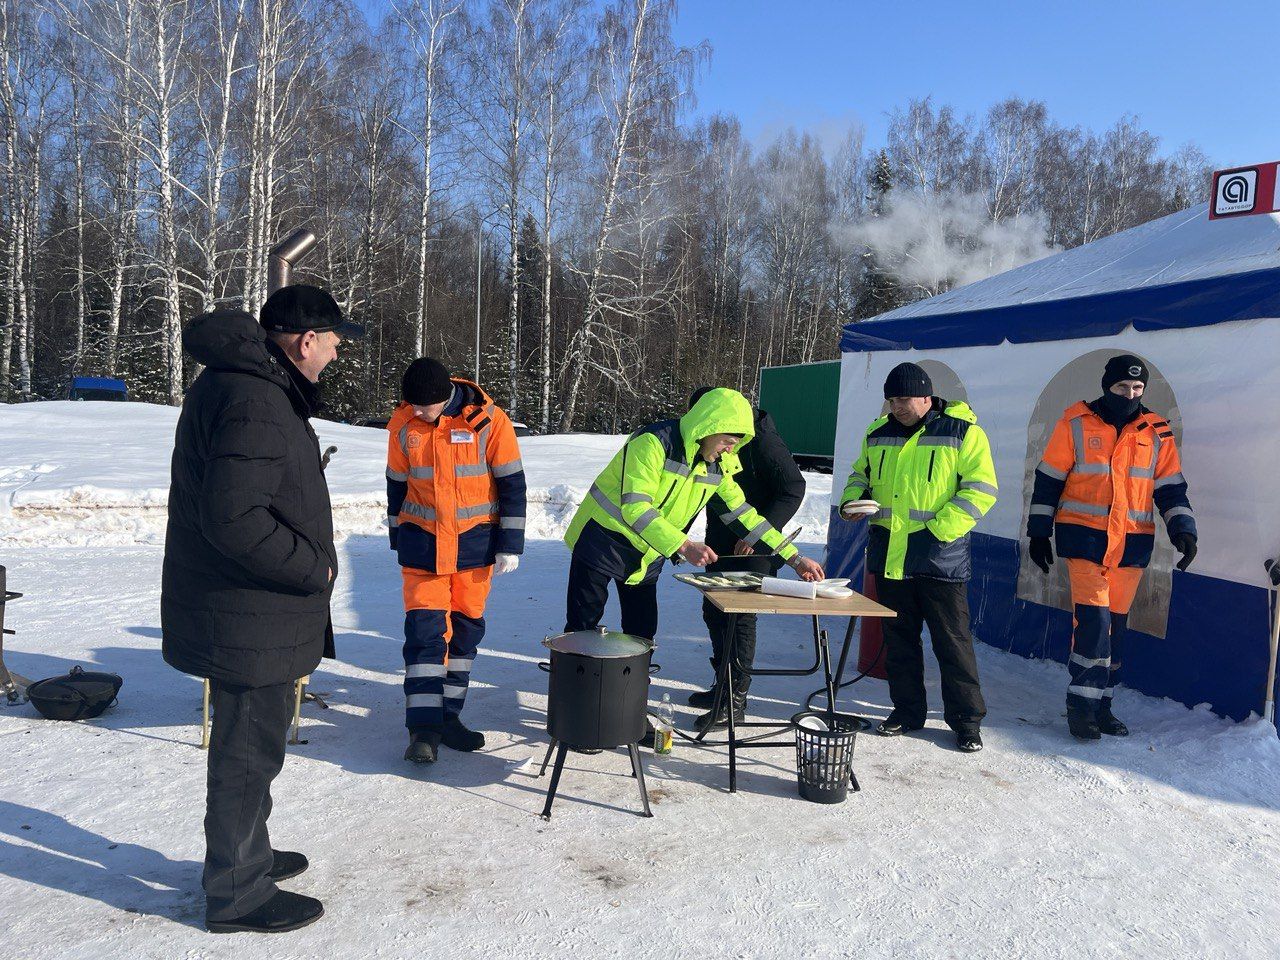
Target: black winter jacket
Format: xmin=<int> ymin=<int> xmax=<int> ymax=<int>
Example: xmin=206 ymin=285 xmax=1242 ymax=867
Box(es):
xmin=162 ymin=309 xmax=337 ymax=688
xmin=705 ymin=409 xmax=805 ymax=572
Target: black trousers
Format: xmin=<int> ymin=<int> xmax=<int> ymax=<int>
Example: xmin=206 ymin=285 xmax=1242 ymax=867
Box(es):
xmin=876 ymin=576 xmax=986 ymax=734
xmin=203 ymin=679 xmax=293 ymax=922
xmin=564 ymin=552 xmax=658 ymax=640
xmin=701 ymin=600 xmax=756 ymax=694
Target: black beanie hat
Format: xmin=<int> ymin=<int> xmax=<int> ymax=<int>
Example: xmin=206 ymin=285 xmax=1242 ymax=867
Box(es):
xmin=688 ymin=385 xmax=714 ymax=410
xmin=883 ymin=362 xmax=932 ymax=400
xmin=402 ymin=358 xmax=453 ymax=405
xmin=1102 ymin=354 xmax=1149 ymax=392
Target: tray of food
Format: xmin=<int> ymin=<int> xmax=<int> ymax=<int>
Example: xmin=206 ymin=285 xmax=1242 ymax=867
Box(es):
xmin=673 ymin=571 xmax=765 ymax=591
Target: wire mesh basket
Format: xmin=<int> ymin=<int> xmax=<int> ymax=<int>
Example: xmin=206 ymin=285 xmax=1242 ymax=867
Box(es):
xmin=791 ymin=710 xmax=869 ymax=803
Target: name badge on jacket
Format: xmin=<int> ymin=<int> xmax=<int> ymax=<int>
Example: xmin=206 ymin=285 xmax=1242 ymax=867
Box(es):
xmin=450 ymin=429 xmax=474 ymax=444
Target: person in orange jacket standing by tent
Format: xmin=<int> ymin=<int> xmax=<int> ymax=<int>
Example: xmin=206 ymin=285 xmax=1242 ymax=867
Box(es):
xmin=1026 ymin=355 xmax=1196 ymax=741
xmin=386 ymin=358 xmax=526 ymax=764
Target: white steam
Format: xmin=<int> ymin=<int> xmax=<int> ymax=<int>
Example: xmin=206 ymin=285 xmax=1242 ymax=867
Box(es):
xmin=835 ymin=192 xmax=1058 ymax=295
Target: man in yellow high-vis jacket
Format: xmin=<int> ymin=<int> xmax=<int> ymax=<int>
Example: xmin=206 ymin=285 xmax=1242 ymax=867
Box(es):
xmin=840 ymin=362 xmax=998 ymax=753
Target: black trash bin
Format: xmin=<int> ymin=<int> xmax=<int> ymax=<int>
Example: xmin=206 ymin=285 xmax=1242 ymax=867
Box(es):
xmin=791 ymin=710 xmax=869 ymax=803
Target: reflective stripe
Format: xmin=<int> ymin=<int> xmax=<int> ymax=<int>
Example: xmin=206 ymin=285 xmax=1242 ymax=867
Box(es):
xmin=1154 ymin=471 xmax=1186 ymax=489
xmin=1036 ymin=461 xmax=1068 ymax=481
xmin=406 ymin=663 xmax=447 ymax=678
xmin=719 ymin=502 xmax=751 ymax=525
xmin=917 ymin=435 xmax=962 ymax=449
xmin=1070 ymin=652 xmax=1111 ymax=670
xmin=1128 ymin=509 xmax=1154 ymax=524
xmin=386 ymin=467 xmax=409 ymax=482
xmin=398 ymin=424 xmax=411 ymax=457
xmin=961 ymin=479 xmax=998 ymax=496
xmin=632 ymin=508 xmax=662 ymax=533
xmin=695 ymin=471 xmax=721 ymax=486
xmin=409 ymin=465 xmax=434 ymax=479
xmin=908 ymin=509 xmax=936 ymax=522
xmin=847 ymin=472 xmax=870 ymax=488
xmin=1060 ymin=500 xmax=1109 ymax=517
xmin=868 ymin=437 xmax=907 ymax=448
xmin=1070 ymin=417 xmax=1111 ymax=474
xmin=590 ymin=484 xmax=628 ymax=524
xmin=947 ymin=496 xmax=984 ymax=520
xmin=663 ymin=459 xmax=691 ymax=477
xmin=455 ymin=463 xmax=490 ymax=477
xmin=442 ymin=684 xmax=468 ymax=698
xmin=406 ymin=693 xmax=443 ymax=708
xmin=1029 ymin=504 xmax=1056 ymax=517
xmin=872 ymin=508 xmax=891 ymax=522
xmin=1067 ymin=684 xmax=1105 ymax=700
xmin=1163 ymin=506 xmax=1194 ymax=521
xmin=1128 ymin=462 xmax=1155 ymax=479
xmin=402 ymin=501 xmax=437 ymax=522
xmin=491 ymin=458 xmax=524 ymax=478
xmin=447 ymin=658 xmax=474 ymax=673
xmin=457 ymin=502 xmax=498 ymax=519
xmin=621 ymin=492 xmax=653 ymax=505
xmin=388 ymin=517 xmax=400 ymax=527
xmin=500 ymin=515 xmax=525 ymax=529
xmin=742 ymin=520 xmax=770 ymax=546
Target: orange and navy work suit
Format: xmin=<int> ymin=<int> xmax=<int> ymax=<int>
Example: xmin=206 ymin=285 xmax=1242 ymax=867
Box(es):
xmin=386 ymin=379 xmax=525 ymax=730
xmin=1028 ymin=400 xmax=1195 ymax=712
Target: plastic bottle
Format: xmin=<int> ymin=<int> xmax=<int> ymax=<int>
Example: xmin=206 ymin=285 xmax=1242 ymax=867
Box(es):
xmin=653 ymin=693 xmax=675 ymax=755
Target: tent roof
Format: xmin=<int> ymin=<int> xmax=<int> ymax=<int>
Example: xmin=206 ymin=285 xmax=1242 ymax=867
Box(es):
xmin=842 ymin=204 xmax=1280 ymax=352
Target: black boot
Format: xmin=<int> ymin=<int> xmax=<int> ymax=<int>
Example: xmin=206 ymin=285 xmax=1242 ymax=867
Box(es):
xmin=405 ymin=726 xmax=442 ymax=763
xmin=693 ymin=689 xmax=746 ymax=732
xmin=207 ymin=890 xmax=324 ymax=934
xmin=1097 ymin=703 xmax=1129 ymax=737
xmin=876 ymin=711 xmax=925 ymax=736
xmin=687 ymin=658 xmax=720 ymax=708
xmin=955 ymin=730 xmax=983 ymax=753
xmin=1067 ymin=707 xmax=1101 ymax=741
xmin=441 ymin=716 xmax=486 ymax=752
xmin=268 ymin=850 xmax=308 ymax=882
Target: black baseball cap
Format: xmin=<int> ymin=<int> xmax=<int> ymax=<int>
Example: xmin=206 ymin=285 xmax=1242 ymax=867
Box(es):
xmin=260 ymin=284 xmax=364 ymax=339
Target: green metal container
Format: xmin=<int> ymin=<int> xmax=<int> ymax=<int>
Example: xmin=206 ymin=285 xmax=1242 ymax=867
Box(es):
xmin=758 ymin=360 xmax=841 ymax=472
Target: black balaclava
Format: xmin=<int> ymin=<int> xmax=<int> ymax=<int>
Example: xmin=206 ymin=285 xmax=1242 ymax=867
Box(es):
xmin=1097 ymin=354 xmax=1149 ymax=426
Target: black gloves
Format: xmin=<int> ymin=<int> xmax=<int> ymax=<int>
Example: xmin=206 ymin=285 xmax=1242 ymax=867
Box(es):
xmin=1172 ymin=533 xmax=1197 ymax=572
xmin=1266 ymin=557 xmax=1280 ymax=587
xmin=1028 ymin=536 xmax=1054 ymax=574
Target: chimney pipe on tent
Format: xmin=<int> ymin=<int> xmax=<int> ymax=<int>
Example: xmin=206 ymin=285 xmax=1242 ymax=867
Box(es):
xmin=266 ymin=229 xmax=317 ymax=296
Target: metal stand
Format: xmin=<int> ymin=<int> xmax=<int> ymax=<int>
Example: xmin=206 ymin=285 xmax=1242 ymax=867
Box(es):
xmin=0 ymin=566 xmax=32 ymax=704
xmin=199 ymin=674 xmax=313 ymax=748
xmin=695 ymin=611 xmax=858 ymax=793
xmin=537 ymin=739 xmax=654 ymax=820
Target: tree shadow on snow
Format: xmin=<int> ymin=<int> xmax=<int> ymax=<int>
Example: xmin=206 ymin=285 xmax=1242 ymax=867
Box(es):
xmin=0 ymin=800 xmax=204 ymax=927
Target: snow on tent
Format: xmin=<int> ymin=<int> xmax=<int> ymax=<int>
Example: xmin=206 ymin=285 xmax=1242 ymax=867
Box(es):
xmin=825 ymin=201 xmax=1280 ymax=724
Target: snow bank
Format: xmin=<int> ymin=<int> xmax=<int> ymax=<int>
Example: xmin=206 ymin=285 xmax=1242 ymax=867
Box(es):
xmin=0 ymin=401 xmax=832 ymax=547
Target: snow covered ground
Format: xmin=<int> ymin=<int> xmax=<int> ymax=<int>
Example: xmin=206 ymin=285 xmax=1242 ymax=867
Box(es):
xmin=2 ymin=402 xmax=1280 ymax=959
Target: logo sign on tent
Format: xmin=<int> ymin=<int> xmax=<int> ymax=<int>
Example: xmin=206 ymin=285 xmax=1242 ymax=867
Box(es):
xmin=1209 ymin=161 xmax=1279 ymax=219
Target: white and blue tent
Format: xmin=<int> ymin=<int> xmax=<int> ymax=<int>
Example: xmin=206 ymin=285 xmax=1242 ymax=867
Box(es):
xmin=827 ymin=203 xmax=1280 ymax=722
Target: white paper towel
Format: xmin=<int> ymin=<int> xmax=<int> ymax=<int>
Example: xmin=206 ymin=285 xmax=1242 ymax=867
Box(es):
xmin=760 ymin=576 xmax=817 ymax=599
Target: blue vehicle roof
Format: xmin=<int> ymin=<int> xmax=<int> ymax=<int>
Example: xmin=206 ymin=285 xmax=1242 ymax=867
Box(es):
xmin=70 ymin=376 xmax=128 ymax=391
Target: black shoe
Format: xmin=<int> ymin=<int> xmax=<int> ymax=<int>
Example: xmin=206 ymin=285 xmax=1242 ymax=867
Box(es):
xmin=207 ymin=890 xmax=324 ymax=934
xmin=1097 ymin=705 xmax=1129 ymax=737
xmin=693 ymin=692 xmax=746 ymax=732
xmin=876 ymin=713 xmax=925 ymax=736
xmin=956 ymin=731 xmax=983 ymax=753
xmin=268 ymin=850 xmax=308 ymax=883
xmin=405 ymin=728 xmax=442 ymax=763
xmin=686 ymin=688 xmax=717 ymax=709
xmin=1067 ymin=709 xmax=1101 ymax=741
xmin=441 ymin=716 xmax=485 ymax=752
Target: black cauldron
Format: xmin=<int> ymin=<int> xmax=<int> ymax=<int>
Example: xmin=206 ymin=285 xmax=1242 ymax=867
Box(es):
xmin=541 ymin=628 xmax=655 ymax=750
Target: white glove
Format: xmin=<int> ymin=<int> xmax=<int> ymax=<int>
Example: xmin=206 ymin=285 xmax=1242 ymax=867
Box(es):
xmin=493 ymin=553 xmax=520 ymax=576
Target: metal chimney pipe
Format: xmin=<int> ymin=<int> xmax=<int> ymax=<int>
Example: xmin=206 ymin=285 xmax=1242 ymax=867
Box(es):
xmin=266 ymin=228 xmax=317 ymax=296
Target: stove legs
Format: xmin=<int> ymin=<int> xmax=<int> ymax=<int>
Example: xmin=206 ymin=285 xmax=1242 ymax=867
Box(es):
xmin=627 ymin=743 xmax=654 ymax=817
xmin=537 ymin=740 xmax=654 ymax=819
xmin=540 ymin=742 xmax=570 ymax=820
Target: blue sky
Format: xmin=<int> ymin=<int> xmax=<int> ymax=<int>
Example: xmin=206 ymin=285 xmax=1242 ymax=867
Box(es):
xmin=360 ymin=0 xmax=1278 ymax=171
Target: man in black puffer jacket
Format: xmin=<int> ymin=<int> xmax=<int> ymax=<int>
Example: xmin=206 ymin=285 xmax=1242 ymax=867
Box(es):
xmin=162 ymin=285 xmax=360 ymax=935
xmin=687 ymin=386 xmax=806 ymax=731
